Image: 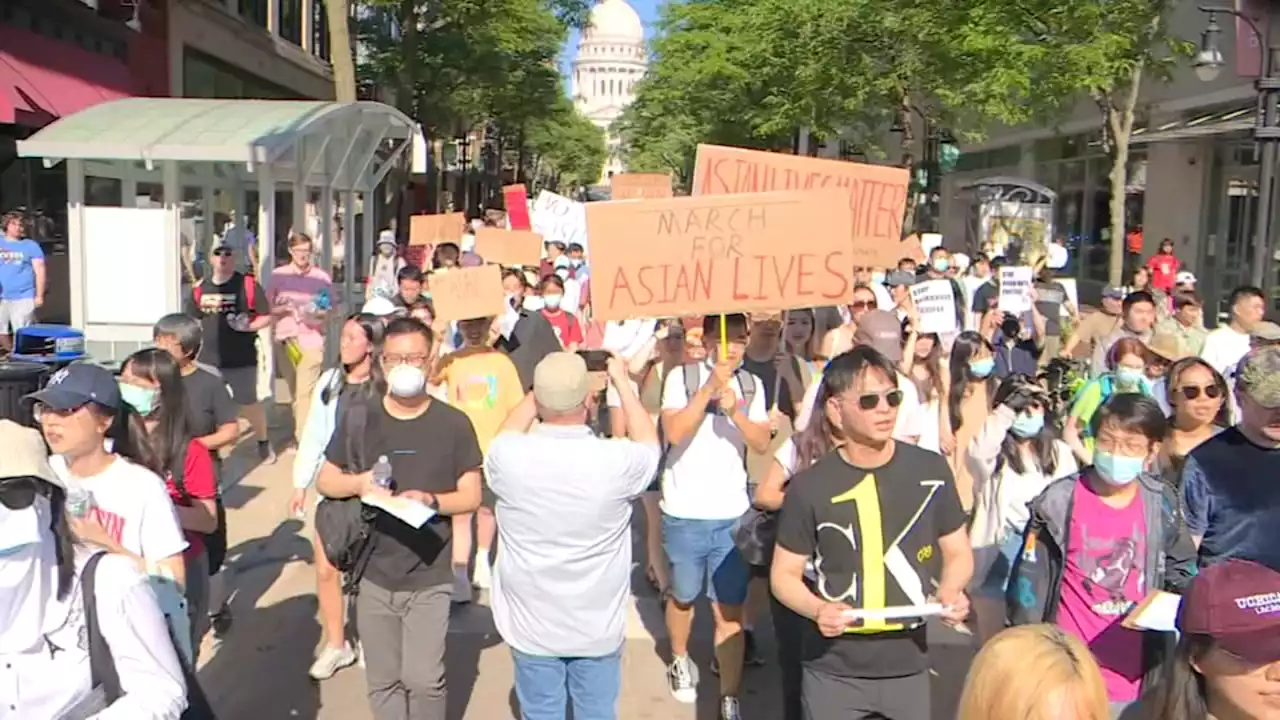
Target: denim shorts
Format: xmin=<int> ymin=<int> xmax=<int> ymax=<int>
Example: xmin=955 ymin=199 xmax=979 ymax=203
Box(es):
xmin=661 ymin=514 xmax=750 ymax=606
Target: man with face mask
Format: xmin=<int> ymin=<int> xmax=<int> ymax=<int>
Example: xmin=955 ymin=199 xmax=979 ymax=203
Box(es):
xmin=1182 ymin=346 xmax=1280 ymax=571
xmin=1008 ymin=394 xmax=1197 ymax=713
xmin=316 ymin=317 xmax=483 ymax=720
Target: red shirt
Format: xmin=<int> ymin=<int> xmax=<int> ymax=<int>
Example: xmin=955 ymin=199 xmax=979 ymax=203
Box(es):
xmin=1146 ymin=253 xmax=1180 ymax=292
xmin=540 ymin=308 xmax=584 ymax=347
xmin=164 ymin=439 xmax=218 ymax=557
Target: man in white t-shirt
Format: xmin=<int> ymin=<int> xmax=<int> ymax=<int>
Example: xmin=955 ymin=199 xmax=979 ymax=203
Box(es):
xmin=1202 ymin=285 xmax=1265 ymax=377
xmin=486 ymin=353 xmax=660 ymax=718
xmin=659 ymin=314 xmax=771 ymax=720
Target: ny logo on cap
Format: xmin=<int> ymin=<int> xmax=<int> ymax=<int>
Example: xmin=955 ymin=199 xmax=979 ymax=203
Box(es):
xmin=48 ymin=368 xmax=70 ymax=386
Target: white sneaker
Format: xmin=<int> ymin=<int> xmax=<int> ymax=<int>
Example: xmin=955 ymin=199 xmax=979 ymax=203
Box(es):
xmin=719 ymin=696 xmax=741 ymax=720
xmin=472 ymin=556 xmax=492 ymax=590
xmin=667 ymin=655 xmax=698 ymax=704
xmin=308 ymin=642 xmax=356 ymax=680
xmin=451 ymin=568 xmax=473 ymax=604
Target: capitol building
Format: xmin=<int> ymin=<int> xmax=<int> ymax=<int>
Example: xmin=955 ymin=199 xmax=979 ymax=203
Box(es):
xmin=570 ymin=0 xmax=647 ymax=182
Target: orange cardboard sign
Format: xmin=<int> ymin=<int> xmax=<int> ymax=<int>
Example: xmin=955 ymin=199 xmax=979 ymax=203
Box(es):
xmin=585 ymin=189 xmax=855 ymax=322
xmin=409 ymin=212 xmax=465 ymax=247
xmin=611 ymin=173 xmax=674 ymax=200
xmin=428 ymin=264 xmax=506 ymax=322
xmin=691 ymin=144 xmax=911 ymax=269
xmin=475 ymin=227 xmax=543 ymax=267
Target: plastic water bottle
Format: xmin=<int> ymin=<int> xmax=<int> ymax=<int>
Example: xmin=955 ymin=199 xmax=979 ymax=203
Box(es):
xmin=65 ymin=480 xmax=94 ymax=518
xmin=371 ymin=456 xmax=394 ymax=490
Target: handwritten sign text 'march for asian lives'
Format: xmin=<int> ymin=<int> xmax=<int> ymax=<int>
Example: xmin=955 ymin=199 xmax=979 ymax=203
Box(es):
xmin=584 ymin=188 xmax=857 ymax=322
xmin=692 ymin=144 xmax=911 ymax=269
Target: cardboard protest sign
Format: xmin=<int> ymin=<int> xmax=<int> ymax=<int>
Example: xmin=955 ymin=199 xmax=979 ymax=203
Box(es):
xmin=998 ymin=266 xmax=1034 ymax=313
xmin=531 ymin=190 xmax=588 ymax=251
xmin=503 ymin=185 xmax=532 ymax=230
xmin=409 ymin=212 xmax=465 ymax=248
xmin=611 ymin=173 xmax=674 ymax=200
xmin=428 ymin=264 xmax=506 ymax=322
xmin=692 ymin=144 xmax=910 ymax=269
xmin=475 ymin=227 xmax=543 ymax=267
xmin=585 ymin=189 xmax=855 ymax=322
xmin=910 ymin=280 xmax=959 ymax=335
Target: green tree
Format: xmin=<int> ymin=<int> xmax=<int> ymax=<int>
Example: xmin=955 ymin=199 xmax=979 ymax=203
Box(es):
xmin=526 ymin=97 xmax=608 ymax=191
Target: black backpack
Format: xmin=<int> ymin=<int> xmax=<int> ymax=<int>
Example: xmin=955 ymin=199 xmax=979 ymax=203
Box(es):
xmin=82 ymin=552 xmax=217 ymax=719
xmin=313 ymin=386 xmax=379 ymax=594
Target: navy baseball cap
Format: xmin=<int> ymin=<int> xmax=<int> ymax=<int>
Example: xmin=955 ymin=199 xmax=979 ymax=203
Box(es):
xmin=1102 ymin=284 xmax=1126 ymax=299
xmin=24 ymin=363 xmax=121 ymax=412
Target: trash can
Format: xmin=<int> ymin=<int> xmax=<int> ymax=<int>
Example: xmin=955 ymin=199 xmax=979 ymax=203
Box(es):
xmin=0 ymin=360 xmax=49 ymax=427
xmin=12 ymin=324 xmax=86 ymax=369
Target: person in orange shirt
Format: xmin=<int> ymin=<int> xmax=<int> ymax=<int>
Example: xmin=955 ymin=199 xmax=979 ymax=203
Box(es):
xmin=433 ymin=315 xmax=525 ymax=602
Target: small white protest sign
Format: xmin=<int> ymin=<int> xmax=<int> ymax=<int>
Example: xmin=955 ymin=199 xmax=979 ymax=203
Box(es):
xmin=531 ymin=190 xmax=588 ymax=253
xmin=910 ymin=280 xmax=959 ymax=335
xmin=998 ymin=266 xmax=1034 ymax=313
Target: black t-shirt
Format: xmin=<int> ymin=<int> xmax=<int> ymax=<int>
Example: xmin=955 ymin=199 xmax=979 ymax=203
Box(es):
xmin=971 ymin=280 xmax=998 ymax=314
xmin=324 ymin=398 xmax=483 ymax=591
xmin=182 ymin=365 xmax=237 ymax=439
xmin=775 ymin=443 xmax=966 ymax=679
xmin=741 ymin=355 xmax=796 ymax=420
xmin=497 ymin=310 xmax=562 ymax=391
xmin=1034 ymin=280 xmax=1068 ymax=335
xmin=184 ymin=273 xmax=269 ymax=369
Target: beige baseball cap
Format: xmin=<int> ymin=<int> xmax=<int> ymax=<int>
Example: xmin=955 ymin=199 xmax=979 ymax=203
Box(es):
xmin=0 ymin=420 xmax=60 ymax=488
xmin=534 ymin=352 xmax=590 ymax=413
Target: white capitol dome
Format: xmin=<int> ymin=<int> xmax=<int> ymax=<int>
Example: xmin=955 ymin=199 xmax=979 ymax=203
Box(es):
xmin=572 ymin=0 xmax=648 ymax=182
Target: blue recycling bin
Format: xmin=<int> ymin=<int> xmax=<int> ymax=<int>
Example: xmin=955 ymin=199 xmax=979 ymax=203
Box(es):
xmin=11 ymin=324 xmax=86 ymax=366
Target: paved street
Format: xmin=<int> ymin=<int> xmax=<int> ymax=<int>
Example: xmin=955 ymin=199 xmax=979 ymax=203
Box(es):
xmin=196 ymin=436 xmax=976 ymax=720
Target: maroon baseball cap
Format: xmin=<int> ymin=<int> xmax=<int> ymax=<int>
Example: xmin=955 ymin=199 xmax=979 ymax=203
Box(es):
xmin=1176 ymin=558 xmax=1280 ymax=664
xmin=852 ymin=310 xmax=904 ymax=365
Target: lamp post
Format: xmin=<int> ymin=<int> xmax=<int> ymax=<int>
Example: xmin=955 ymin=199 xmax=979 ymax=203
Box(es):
xmin=1194 ymin=6 xmax=1280 ymax=292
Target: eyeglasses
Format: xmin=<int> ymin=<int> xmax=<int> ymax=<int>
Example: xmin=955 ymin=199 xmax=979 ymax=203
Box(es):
xmin=382 ymin=353 xmax=430 ymax=367
xmin=0 ymin=477 xmax=43 ymax=510
xmin=850 ymin=301 xmax=875 ymax=311
xmin=33 ymin=402 xmax=87 ymax=422
xmin=212 ymin=249 xmax=233 ymax=257
xmin=1177 ymin=384 xmax=1223 ymax=401
xmin=856 ymin=389 xmax=904 ymax=410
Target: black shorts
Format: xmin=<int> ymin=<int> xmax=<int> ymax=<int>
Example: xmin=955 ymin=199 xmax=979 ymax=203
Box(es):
xmin=801 ymin=667 xmax=930 ymax=720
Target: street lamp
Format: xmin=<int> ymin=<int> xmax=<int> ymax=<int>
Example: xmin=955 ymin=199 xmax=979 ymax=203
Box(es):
xmin=1196 ymin=5 xmax=1280 ymax=292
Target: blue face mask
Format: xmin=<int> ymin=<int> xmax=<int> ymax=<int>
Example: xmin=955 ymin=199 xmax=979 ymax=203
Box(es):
xmin=1114 ymin=367 xmax=1146 ymax=389
xmin=932 ymin=258 xmax=951 ymax=272
xmin=1093 ymin=450 xmax=1145 ymax=486
xmin=969 ymin=357 xmax=995 ymax=378
xmin=118 ymin=383 xmax=159 ymax=416
xmin=1010 ymin=412 xmax=1045 ymax=438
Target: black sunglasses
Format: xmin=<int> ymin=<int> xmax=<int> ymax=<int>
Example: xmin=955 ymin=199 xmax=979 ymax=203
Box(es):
xmin=1178 ymin=384 xmax=1223 ymax=401
xmin=850 ymin=300 xmax=876 ymax=311
xmin=212 ymin=248 xmax=233 ymax=257
xmin=857 ymin=389 xmax=904 ymax=410
xmin=0 ymin=477 xmax=45 ymax=511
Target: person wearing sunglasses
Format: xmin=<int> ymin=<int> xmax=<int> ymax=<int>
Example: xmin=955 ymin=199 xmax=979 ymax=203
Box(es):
xmin=772 ymin=345 xmax=972 ymax=720
xmin=0 ymin=420 xmax=186 ymax=718
xmin=1154 ymin=358 xmax=1228 ymax=492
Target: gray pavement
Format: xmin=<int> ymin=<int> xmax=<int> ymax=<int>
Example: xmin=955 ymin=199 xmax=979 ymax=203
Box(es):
xmin=196 ymin=435 xmax=973 ymax=720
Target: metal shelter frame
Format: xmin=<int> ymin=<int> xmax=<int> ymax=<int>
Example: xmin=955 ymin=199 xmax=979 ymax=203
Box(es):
xmin=16 ymin=97 xmax=416 ymax=371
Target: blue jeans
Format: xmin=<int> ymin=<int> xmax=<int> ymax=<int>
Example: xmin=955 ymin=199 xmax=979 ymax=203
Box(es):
xmin=511 ymin=647 xmax=622 ymax=720
xmin=661 ymin=514 xmax=751 ymax=606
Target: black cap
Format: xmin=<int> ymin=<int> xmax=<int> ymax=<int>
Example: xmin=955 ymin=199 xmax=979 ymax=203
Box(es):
xmin=24 ymin=363 xmax=120 ymax=411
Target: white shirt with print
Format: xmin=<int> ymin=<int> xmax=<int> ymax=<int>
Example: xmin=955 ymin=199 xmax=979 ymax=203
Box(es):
xmin=660 ymin=363 xmax=769 ymax=520
xmin=1201 ymin=325 xmax=1251 ymax=378
xmin=50 ymin=455 xmax=188 ymax=562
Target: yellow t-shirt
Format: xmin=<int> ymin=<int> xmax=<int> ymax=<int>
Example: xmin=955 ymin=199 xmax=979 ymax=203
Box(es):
xmin=437 ymin=348 xmax=525 ymax=453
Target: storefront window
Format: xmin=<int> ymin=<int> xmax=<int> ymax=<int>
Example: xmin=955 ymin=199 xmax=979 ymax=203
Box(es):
xmin=183 ymin=49 xmax=299 ymax=100
xmin=278 ymin=0 xmax=303 ymax=46
xmin=85 ymin=177 xmax=122 ymax=207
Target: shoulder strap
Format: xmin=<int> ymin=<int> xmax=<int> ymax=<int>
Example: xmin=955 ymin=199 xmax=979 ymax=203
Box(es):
xmin=83 ymin=552 xmax=123 ymax=704
xmin=682 ymin=362 xmax=699 ymax=401
xmin=735 ymin=367 xmax=757 ymax=410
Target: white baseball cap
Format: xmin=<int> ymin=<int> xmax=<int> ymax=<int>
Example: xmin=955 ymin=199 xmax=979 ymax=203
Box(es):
xmin=1176 ymin=271 xmax=1197 ymax=286
xmin=362 ymin=296 xmax=398 ymax=317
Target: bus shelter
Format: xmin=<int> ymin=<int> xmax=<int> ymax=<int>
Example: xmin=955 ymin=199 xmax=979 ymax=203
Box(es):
xmin=16 ymin=98 xmax=416 ymax=391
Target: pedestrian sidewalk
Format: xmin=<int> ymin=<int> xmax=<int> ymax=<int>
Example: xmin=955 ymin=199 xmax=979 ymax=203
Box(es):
xmin=196 ymin=443 xmax=781 ymax=719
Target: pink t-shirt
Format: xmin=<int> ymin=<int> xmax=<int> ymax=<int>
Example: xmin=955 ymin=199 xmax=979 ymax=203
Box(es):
xmin=1056 ymin=478 xmax=1148 ymax=702
xmin=267 ymin=264 xmax=333 ymax=350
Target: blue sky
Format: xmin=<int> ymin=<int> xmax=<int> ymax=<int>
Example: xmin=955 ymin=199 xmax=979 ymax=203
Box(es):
xmin=560 ymin=0 xmax=663 ymax=89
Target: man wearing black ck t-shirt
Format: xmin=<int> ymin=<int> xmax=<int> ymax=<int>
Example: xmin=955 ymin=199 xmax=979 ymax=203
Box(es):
xmin=318 ymin=318 xmax=483 ymax=720
xmin=771 ymin=347 xmax=973 ymax=720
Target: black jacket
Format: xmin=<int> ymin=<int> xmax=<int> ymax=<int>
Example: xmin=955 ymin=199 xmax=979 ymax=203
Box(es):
xmin=496 ymin=310 xmax=561 ymax=391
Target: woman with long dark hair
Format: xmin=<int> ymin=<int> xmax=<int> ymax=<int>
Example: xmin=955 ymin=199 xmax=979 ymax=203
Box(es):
xmin=902 ymin=326 xmax=946 ymax=453
xmin=1156 ymin=357 xmax=1229 ymax=490
xmin=945 ymin=330 xmax=997 ymax=512
xmin=291 ymin=312 xmax=384 ymax=680
xmin=0 ymin=420 xmax=186 ymax=717
xmin=753 ymin=373 xmax=845 ymax=720
xmin=967 ymin=374 xmax=1077 ymax=640
xmin=1137 ymin=559 xmax=1280 ymax=720
xmin=120 ymin=349 xmax=220 ymax=656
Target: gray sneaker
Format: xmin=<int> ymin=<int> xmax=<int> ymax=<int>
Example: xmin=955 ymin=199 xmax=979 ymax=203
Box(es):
xmin=308 ymin=642 xmax=356 ymax=680
xmin=719 ymin=696 xmax=741 ymax=720
xmin=667 ymin=655 xmax=698 ymax=704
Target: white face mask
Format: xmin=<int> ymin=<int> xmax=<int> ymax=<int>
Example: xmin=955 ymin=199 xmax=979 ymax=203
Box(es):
xmin=460 ymin=233 xmax=476 ymax=253
xmin=523 ymin=295 xmax=545 ymax=312
xmin=0 ymin=498 xmax=57 ymax=654
xmin=871 ymin=270 xmax=887 ymax=284
xmin=386 ymin=364 xmax=426 ymax=398
xmin=543 ymin=294 xmax=563 ymax=310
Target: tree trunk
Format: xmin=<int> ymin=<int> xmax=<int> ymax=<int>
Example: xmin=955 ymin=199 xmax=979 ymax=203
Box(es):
xmin=1104 ymin=65 xmax=1144 ymax=285
xmin=325 ymin=0 xmax=357 ymax=102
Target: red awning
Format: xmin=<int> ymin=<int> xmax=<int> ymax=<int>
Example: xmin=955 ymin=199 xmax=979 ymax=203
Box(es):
xmin=0 ymin=24 xmax=136 ymax=127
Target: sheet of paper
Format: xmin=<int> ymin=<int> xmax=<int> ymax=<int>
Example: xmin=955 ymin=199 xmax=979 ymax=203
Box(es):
xmin=843 ymin=603 xmax=945 ymax=621
xmin=1122 ymin=590 xmax=1181 ymax=632
xmin=362 ymin=494 xmax=437 ymax=529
